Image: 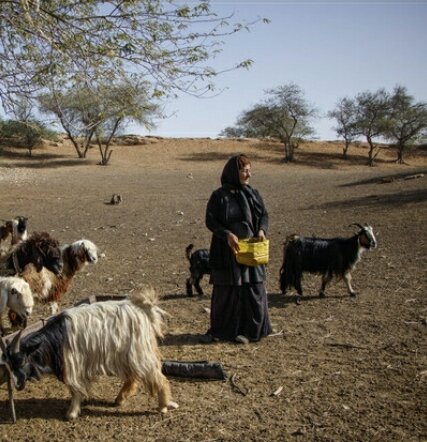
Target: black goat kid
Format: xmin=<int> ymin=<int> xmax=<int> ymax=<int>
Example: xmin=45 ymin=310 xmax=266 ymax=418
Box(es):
xmin=279 ymin=224 xmax=377 ymax=304
xmin=185 ymin=244 xmax=210 ymax=297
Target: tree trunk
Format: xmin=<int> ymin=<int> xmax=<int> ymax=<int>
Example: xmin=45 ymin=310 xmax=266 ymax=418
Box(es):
xmin=97 ymin=138 xmax=113 ymax=166
xmin=283 ymin=138 xmax=294 ymax=162
xmin=96 ymin=119 xmax=120 ymax=166
xmin=343 ymin=140 xmax=350 ymax=159
xmin=396 ymin=143 xmax=404 ymax=164
xmin=367 ymin=137 xmax=375 ymax=166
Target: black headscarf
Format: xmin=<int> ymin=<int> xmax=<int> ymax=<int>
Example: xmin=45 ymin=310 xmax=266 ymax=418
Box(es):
xmin=220 ymin=154 xmax=265 ymax=235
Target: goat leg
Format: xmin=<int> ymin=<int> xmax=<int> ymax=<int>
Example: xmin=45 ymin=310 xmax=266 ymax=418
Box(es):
xmin=194 ymin=276 xmax=204 ymax=296
xmin=319 ymin=273 xmax=333 ymax=298
xmin=186 ymin=277 xmax=194 ymax=297
xmin=294 ymin=279 xmax=303 ymax=305
xmin=156 ymin=375 xmax=178 ymax=413
xmin=66 ymin=388 xmax=83 ymax=420
xmin=115 ymin=378 xmax=139 ymax=406
xmin=344 ymin=273 xmax=357 ymax=297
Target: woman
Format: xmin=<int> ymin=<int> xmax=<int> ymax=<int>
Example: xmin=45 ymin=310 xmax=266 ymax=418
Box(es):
xmin=203 ymin=154 xmax=272 ymax=344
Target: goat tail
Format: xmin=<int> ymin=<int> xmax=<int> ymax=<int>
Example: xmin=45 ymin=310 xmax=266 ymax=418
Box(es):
xmin=129 ymin=288 xmax=168 ymax=338
xmin=185 ymin=243 xmax=194 ymax=261
xmin=279 ymin=238 xmax=301 ymax=293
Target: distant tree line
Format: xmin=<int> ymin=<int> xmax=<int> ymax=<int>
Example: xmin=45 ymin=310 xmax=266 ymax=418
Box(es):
xmin=221 ymin=84 xmax=427 ymax=166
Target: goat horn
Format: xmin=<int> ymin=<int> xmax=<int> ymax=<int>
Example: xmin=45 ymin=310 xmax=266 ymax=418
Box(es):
xmin=10 ymin=329 xmax=23 ymax=355
xmin=0 ymin=338 xmax=17 ymax=423
xmin=348 ymin=223 xmax=364 ymax=230
xmin=0 ymin=337 xmax=7 ymax=356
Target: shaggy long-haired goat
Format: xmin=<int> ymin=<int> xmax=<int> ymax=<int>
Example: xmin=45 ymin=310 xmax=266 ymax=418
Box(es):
xmin=185 ymin=243 xmax=210 ymax=297
xmin=279 ymin=224 xmax=377 ymax=304
xmin=9 ymin=240 xmax=99 ymax=325
xmin=0 ymin=288 xmax=178 ymax=420
xmin=0 ymin=276 xmax=33 ymax=335
xmin=0 ymin=232 xmax=63 ymax=276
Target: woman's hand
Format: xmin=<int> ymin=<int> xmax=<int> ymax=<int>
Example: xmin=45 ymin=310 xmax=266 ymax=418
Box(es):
xmin=257 ymin=229 xmax=266 ymax=240
xmin=227 ymin=232 xmax=240 ymax=252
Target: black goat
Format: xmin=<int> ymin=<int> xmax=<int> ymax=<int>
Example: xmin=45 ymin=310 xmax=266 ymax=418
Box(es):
xmin=185 ymin=244 xmax=210 ymax=297
xmin=0 ymin=231 xmax=63 ymax=276
xmin=279 ymin=224 xmax=377 ymax=304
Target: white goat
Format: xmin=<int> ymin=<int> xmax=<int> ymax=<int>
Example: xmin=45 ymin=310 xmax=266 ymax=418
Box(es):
xmin=0 ymin=276 xmax=33 ymax=335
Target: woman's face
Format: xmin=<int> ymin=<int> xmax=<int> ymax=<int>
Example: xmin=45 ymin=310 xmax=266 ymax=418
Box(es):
xmin=239 ymin=164 xmax=251 ymax=186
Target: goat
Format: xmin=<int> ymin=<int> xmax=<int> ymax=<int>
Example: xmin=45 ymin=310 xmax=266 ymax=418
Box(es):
xmin=0 ymin=216 xmax=28 ymax=255
xmin=185 ymin=243 xmax=210 ymax=296
xmin=0 ymin=288 xmax=178 ymax=420
xmin=0 ymin=231 xmax=63 ymax=276
xmin=0 ymin=277 xmax=33 ymax=335
xmin=109 ymin=193 xmax=123 ymax=205
xmin=9 ymin=239 xmax=99 ymax=326
xmin=10 ymin=216 xmax=29 ymax=246
xmin=279 ymin=224 xmax=377 ymax=304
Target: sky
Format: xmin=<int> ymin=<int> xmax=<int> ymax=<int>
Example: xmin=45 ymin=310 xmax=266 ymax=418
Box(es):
xmin=130 ymin=0 xmax=427 ymax=140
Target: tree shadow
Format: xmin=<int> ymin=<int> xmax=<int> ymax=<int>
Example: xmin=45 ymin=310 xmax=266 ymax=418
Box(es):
xmin=178 ymin=151 xmax=234 ymax=163
xmin=312 ymin=188 xmax=427 ymax=210
xmin=0 ymin=147 xmax=95 ymax=169
xmin=339 ymin=169 xmax=427 ymax=187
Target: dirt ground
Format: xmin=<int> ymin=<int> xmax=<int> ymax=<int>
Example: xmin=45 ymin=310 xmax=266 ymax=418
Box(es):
xmin=0 ymin=138 xmax=426 ymax=441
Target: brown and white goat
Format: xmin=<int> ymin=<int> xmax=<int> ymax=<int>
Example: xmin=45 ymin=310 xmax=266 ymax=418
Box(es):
xmin=0 ymin=288 xmax=178 ymax=420
xmin=9 ymin=239 xmax=98 ymax=325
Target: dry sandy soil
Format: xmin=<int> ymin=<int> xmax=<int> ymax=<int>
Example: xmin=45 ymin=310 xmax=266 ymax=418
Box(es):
xmin=0 ymin=138 xmax=426 ymax=441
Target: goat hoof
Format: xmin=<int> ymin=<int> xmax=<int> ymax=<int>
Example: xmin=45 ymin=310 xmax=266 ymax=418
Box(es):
xmin=168 ymin=401 xmax=179 ymax=410
xmin=319 ymin=292 xmax=326 ymax=298
xmin=295 ymin=297 xmax=301 ymax=305
xmin=350 ymin=292 xmax=357 ymax=298
xmin=66 ymin=411 xmax=79 ymax=421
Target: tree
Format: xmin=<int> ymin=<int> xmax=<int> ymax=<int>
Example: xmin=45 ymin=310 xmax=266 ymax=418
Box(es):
xmin=354 ymin=89 xmax=391 ymax=166
xmin=92 ymin=82 xmax=160 ymax=165
xmin=328 ymin=97 xmax=358 ymax=159
xmin=0 ymin=1 xmax=265 ymax=112
xmin=221 ymin=83 xmax=317 ymax=162
xmin=39 ymin=80 xmax=159 ymax=164
xmin=0 ymin=119 xmax=57 ymax=156
xmin=386 ymin=86 xmax=427 ymax=164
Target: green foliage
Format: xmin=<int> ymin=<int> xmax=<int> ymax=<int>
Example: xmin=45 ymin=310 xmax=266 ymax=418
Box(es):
xmin=38 ymin=79 xmax=160 ymax=163
xmin=328 ymin=97 xmax=358 ymax=158
xmin=220 ymin=83 xmax=317 ymax=162
xmin=385 ymin=85 xmax=427 ymax=163
xmin=0 ymin=1 xmax=265 ymax=111
xmin=0 ymin=119 xmax=58 ymax=155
